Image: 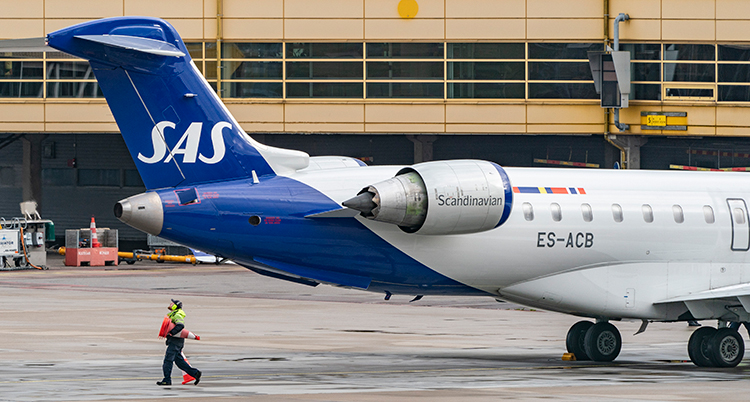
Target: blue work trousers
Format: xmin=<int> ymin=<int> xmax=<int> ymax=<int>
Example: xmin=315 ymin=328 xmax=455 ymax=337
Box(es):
xmin=162 ymin=342 xmax=199 ymax=381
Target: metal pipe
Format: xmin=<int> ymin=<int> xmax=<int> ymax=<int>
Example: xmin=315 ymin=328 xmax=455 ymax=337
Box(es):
xmin=613 ymin=13 xmax=629 ymax=51
xmin=614 ymin=108 xmax=629 ymax=131
xmin=613 ymin=13 xmax=629 ymax=131
xmin=216 ymin=0 xmax=223 ymax=98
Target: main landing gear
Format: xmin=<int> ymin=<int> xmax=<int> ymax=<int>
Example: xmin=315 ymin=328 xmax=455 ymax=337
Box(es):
xmin=566 ymin=320 xmax=622 ymax=362
xmin=687 ymin=326 xmax=745 ymax=368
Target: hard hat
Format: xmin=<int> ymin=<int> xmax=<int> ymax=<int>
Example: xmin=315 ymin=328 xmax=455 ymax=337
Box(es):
xmin=170 ymin=299 xmax=182 ymax=309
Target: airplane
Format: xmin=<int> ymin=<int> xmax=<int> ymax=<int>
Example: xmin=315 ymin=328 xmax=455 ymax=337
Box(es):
xmin=26 ymin=16 xmax=750 ymax=368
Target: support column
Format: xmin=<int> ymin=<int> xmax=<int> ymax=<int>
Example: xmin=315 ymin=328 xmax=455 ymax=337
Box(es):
xmin=406 ymin=135 xmax=437 ymax=164
xmin=22 ymin=134 xmax=47 ymax=213
xmin=607 ymin=134 xmax=648 ymax=169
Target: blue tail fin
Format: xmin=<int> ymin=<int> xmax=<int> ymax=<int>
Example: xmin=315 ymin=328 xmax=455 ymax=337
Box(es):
xmin=47 ymin=17 xmax=307 ymax=190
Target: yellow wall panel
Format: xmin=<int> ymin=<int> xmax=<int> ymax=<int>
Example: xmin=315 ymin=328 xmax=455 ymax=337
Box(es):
xmin=242 ymin=123 xmax=284 ymax=132
xmin=204 ymin=0 xmax=217 ymax=17
xmin=446 ymin=105 xmax=526 ymax=124
xmin=365 ymin=19 xmax=444 ymax=40
xmin=366 ymin=104 xmax=444 ymax=123
xmin=365 ymin=0 xmax=444 ymax=18
xmin=527 ymin=19 xmax=603 ymax=40
xmin=227 ymin=104 xmax=283 ymax=123
xmin=612 ymin=19 xmax=661 ymax=41
xmin=446 ymin=124 xmax=527 ymax=134
xmin=203 ymin=19 xmax=217 ymax=39
xmin=446 ymin=19 xmax=525 ymax=40
xmin=124 ymin=0 xmax=203 ymax=18
xmin=0 ymin=0 xmax=43 ymax=18
xmin=286 ymin=19 xmax=363 ymax=40
xmin=716 ymin=127 xmax=750 ymax=137
xmin=717 ymin=21 xmax=750 ymax=42
xmin=664 ymin=106 xmax=715 ymax=126
xmin=0 ymin=104 xmax=44 ymax=122
xmin=662 ymin=0 xmax=715 ymax=19
xmin=164 ymin=19 xmax=204 ymax=40
xmin=44 ymin=19 xmax=91 ymax=35
xmin=608 ymin=0 xmax=660 ymax=19
xmin=223 ymin=19 xmax=283 ymax=40
xmin=286 ymin=0 xmax=363 ymax=18
xmin=0 ymin=19 xmax=44 ymax=39
xmin=45 ymin=0 xmax=123 ymax=18
xmin=365 ymin=123 xmax=444 ymax=132
xmin=223 ymin=0 xmax=282 ymax=18
xmin=45 ymin=123 xmax=119 ymax=132
xmin=662 ymin=20 xmax=715 ymax=41
xmin=0 ymin=123 xmax=45 ymax=132
xmin=717 ymin=107 xmax=750 ymax=126
xmin=446 ymin=0 xmax=524 ymax=18
xmin=528 ymin=0 xmax=602 ymax=18
xmin=527 ymin=105 xmax=604 ymax=124
xmin=45 ymin=104 xmax=114 ymax=123
xmin=717 ymin=0 xmax=750 ymax=19
xmin=285 ymin=123 xmax=365 ymax=132
xmin=527 ymin=124 xmax=604 ymax=134
xmin=286 ymin=104 xmax=364 ymax=123
xmin=684 ymin=126 xmax=716 ymax=136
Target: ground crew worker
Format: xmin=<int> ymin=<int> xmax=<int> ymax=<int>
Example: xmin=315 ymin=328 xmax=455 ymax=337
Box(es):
xmin=157 ymin=299 xmax=202 ymax=386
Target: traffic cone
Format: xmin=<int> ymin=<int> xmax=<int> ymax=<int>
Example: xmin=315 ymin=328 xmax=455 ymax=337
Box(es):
xmin=90 ymin=216 xmax=101 ymax=248
xmin=158 ymin=316 xmax=201 ymax=340
xmin=180 ymin=352 xmax=196 ymax=384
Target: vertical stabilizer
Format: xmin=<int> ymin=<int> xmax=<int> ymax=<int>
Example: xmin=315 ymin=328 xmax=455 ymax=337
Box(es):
xmin=47 ymin=17 xmax=307 ymax=190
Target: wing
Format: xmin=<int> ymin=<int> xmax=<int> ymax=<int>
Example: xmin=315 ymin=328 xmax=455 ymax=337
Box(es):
xmin=655 ymin=283 xmax=750 ymax=320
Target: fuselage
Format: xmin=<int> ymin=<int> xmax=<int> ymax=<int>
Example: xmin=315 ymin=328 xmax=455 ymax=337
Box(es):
xmin=142 ymin=165 xmax=750 ymax=322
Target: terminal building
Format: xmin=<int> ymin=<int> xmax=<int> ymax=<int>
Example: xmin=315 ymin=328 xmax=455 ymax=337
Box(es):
xmin=2 ymin=0 xmax=750 ymax=244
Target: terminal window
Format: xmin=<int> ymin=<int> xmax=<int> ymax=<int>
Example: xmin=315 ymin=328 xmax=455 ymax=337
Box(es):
xmin=4 ymin=41 xmax=750 ymax=102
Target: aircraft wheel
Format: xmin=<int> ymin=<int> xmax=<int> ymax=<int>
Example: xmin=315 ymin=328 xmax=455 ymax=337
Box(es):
xmin=584 ymin=322 xmax=622 ymax=362
xmin=687 ymin=326 xmax=716 ymax=367
xmin=566 ymin=320 xmax=593 ymax=361
xmin=707 ymin=328 xmax=744 ymax=368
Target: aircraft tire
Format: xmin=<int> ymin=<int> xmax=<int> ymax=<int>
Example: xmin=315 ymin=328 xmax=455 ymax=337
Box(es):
xmin=687 ymin=326 xmax=716 ymax=367
xmin=707 ymin=328 xmax=744 ymax=368
xmin=583 ymin=322 xmax=622 ymax=362
xmin=566 ymin=320 xmax=593 ymax=361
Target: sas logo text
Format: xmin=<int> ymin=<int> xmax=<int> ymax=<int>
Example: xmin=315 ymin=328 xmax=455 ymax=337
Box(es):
xmin=138 ymin=121 xmax=231 ymax=165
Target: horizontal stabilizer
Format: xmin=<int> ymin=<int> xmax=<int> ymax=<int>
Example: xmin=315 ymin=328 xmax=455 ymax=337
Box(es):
xmin=0 ymin=37 xmax=49 ymax=52
xmin=74 ymin=34 xmax=185 ymax=57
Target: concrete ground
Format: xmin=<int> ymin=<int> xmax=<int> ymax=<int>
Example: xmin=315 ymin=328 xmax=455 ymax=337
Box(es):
xmin=0 ymin=253 xmax=749 ymax=401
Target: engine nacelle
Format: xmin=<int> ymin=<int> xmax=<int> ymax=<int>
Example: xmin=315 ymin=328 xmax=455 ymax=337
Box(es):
xmin=343 ymin=160 xmax=513 ymax=235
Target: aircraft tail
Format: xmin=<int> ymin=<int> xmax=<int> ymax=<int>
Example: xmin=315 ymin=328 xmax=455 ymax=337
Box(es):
xmin=46 ymin=17 xmax=308 ymax=190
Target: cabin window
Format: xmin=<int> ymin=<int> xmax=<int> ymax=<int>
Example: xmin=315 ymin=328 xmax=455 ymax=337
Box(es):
xmin=642 ymin=204 xmax=654 ymax=223
xmin=522 ymin=202 xmax=534 ymax=221
xmin=581 ymin=203 xmax=593 ymax=222
xmin=673 ymin=205 xmax=684 ymax=223
xmin=734 ymin=208 xmax=746 ymax=224
xmin=703 ymin=205 xmax=715 ymax=224
xmin=612 ymin=204 xmax=623 ymax=222
xmin=550 ymin=203 xmax=562 ymax=222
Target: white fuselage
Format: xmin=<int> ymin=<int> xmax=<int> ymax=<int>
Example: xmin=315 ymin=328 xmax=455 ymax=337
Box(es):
xmin=293 ymin=166 xmax=750 ymax=322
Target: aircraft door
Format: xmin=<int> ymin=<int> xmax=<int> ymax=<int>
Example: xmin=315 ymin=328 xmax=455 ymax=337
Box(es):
xmin=727 ymin=199 xmax=750 ymax=251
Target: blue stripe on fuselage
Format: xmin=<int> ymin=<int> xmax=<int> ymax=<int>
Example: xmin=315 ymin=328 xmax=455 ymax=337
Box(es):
xmin=155 ymin=175 xmax=487 ymax=296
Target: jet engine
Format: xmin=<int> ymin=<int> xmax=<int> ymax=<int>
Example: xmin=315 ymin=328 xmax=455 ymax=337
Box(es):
xmin=343 ymin=160 xmax=512 ymax=235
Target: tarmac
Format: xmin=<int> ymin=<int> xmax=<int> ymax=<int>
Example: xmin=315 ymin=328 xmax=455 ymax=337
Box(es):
xmin=1 ymin=252 xmax=750 ymax=401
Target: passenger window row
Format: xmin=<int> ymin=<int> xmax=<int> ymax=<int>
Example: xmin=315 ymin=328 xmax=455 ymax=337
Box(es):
xmin=521 ymin=202 xmax=716 ymax=224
